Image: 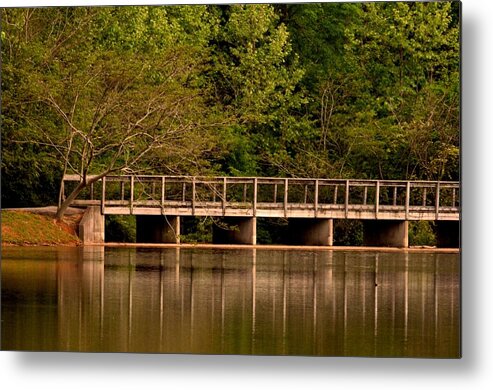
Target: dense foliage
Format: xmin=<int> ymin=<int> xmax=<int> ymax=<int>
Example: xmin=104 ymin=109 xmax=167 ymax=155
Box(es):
xmin=1 ymin=3 xmax=459 ymax=243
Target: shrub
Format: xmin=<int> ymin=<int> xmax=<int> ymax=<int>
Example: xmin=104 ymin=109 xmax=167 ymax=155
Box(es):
xmin=409 ymin=221 xmax=436 ymax=246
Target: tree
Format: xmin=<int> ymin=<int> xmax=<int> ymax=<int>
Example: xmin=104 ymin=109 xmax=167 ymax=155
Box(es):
xmin=209 ymin=4 xmax=308 ymax=177
xmin=1 ymin=8 xmax=67 ymax=207
xmin=1 ymin=7 xmax=220 ymax=219
xmin=341 ymin=1 xmax=460 ymax=180
xmin=272 ymin=2 xmax=459 ymax=181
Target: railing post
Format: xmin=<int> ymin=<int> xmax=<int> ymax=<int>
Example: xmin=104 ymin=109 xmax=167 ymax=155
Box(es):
xmin=222 ymin=177 xmax=227 ymax=216
xmin=161 ymin=176 xmax=165 ymax=215
xmin=182 ymin=182 xmax=186 ymax=202
xmin=422 ymin=187 xmax=427 ymax=207
xmin=130 ymin=176 xmax=134 ymax=214
xmin=333 ymin=185 xmax=338 ymax=204
xmin=405 ymin=181 xmax=410 ymax=220
xmin=375 ymin=180 xmax=380 ymax=219
xmin=363 ymin=186 xmax=368 ymax=205
xmin=284 ymin=178 xmax=289 ymax=217
xmin=435 ymin=181 xmax=440 ymax=220
xmin=345 ymin=180 xmax=349 ymax=218
xmin=304 ymin=184 xmax=308 ymax=204
xmin=273 ymin=184 xmax=277 ymax=203
xmin=393 ymin=186 xmax=397 ymax=206
xmin=253 ymin=178 xmax=257 ymax=216
xmin=314 ymin=179 xmax=319 ymax=218
xmin=101 ymin=176 xmax=106 ymax=215
xmin=90 ymin=182 xmax=94 ymax=201
xmin=452 ymin=187 xmax=456 ymax=207
xmin=192 ymin=177 xmax=196 ymax=216
xmin=120 ymin=181 xmax=124 ymax=201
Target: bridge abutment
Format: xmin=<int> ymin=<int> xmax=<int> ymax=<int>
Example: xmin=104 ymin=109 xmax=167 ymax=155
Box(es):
xmin=213 ymin=217 xmax=256 ymax=245
xmin=136 ymin=215 xmax=180 ymax=244
xmin=79 ymin=206 xmax=105 ymax=244
xmin=436 ymin=221 xmax=460 ymax=248
xmin=363 ymin=220 xmax=409 ymax=248
xmin=287 ymin=218 xmax=333 ymax=246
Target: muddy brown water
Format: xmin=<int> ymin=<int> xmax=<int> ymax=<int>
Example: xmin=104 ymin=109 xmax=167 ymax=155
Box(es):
xmin=1 ymin=246 xmax=460 ymax=357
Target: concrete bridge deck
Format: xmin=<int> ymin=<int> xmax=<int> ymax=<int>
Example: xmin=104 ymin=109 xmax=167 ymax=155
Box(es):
xmin=63 ymin=175 xmax=460 ymax=248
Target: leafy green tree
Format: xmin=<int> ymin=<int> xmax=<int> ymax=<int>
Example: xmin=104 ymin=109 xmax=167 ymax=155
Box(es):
xmin=1 ymin=6 xmax=221 ymax=218
xmin=341 ymin=1 xmax=459 ymax=180
xmin=1 ymin=8 xmax=68 ymax=207
xmin=209 ymin=4 xmax=308 ymax=177
xmin=273 ymin=2 xmax=459 ymax=181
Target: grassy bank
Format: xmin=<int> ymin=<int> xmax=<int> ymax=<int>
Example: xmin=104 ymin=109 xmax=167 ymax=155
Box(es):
xmin=1 ymin=210 xmax=80 ymax=246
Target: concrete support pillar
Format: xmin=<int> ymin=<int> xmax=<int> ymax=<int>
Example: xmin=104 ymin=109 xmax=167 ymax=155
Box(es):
xmin=79 ymin=206 xmax=105 ymax=244
xmin=287 ymin=218 xmax=333 ymax=246
xmin=136 ymin=215 xmax=180 ymax=244
xmin=436 ymin=221 xmax=460 ymax=248
xmin=213 ymin=217 xmax=256 ymax=245
xmin=80 ymin=246 xmax=105 ymax=261
xmin=363 ymin=220 xmax=409 ymax=248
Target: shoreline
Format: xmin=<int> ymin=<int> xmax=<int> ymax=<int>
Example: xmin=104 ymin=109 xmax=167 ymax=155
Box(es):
xmin=2 ymin=242 xmax=460 ymax=253
xmin=95 ymin=242 xmax=461 ymax=253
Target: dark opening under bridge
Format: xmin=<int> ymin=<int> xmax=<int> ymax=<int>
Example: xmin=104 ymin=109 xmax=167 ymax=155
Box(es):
xmin=63 ymin=175 xmax=460 ymax=248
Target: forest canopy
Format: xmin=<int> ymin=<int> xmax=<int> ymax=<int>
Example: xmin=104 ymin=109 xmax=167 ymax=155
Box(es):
xmin=1 ymin=2 xmax=460 ymax=211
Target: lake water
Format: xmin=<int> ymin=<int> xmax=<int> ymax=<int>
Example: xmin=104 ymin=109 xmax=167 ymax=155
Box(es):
xmin=1 ymin=246 xmax=460 ymax=357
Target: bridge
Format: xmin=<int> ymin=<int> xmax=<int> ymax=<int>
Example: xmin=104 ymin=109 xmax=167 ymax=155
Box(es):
xmin=63 ymin=175 xmax=460 ymax=248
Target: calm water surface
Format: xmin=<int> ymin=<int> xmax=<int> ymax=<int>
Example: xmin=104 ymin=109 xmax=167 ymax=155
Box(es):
xmin=1 ymin=247 xmax=460 ymax=357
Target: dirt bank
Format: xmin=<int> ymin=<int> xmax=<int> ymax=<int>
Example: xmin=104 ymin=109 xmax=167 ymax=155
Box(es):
xmin=1 ymin=207 xmax=83 ymax=246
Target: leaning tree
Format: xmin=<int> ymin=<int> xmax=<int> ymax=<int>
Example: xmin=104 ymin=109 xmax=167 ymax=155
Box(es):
xmin=1 ymin=6 xmax=220 ymax=219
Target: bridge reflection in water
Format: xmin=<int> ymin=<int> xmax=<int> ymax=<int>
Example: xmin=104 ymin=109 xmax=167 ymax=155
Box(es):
xmin=1 ymin=247 xmax=460 ymax=357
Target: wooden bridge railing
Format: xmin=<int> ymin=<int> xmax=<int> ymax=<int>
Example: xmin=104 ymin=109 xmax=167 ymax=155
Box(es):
xmin=63 ymin=175 xmax=460 ymax=220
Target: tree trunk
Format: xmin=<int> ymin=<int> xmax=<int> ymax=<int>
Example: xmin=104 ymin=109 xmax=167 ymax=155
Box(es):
xmin=55 ymin=181 xmax=86 ymax=221
xmin=55 ymin=171 xmax=110 ymax=221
